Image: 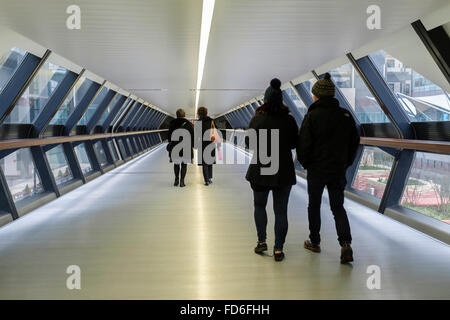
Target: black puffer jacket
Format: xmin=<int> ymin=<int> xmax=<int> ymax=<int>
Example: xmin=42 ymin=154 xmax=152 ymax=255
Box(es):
xmin=168 ymin=117 xmax=194 ymax=163
xmin=296 ymin=97 xmax=360 ymax=178
xmin=245 ymin=106 xmax=299 ymax=191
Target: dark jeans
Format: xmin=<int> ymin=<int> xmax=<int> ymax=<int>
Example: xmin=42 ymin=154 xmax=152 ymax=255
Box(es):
xmin=253 ymin=186 xmax=292 ymax=251
xmin=174 ymin=163 xmax=187 ymax=181
xmin=202 ymin=164 xmax=213 ymax=182
xmin=307 ymin=174 xmax=352 ymax=246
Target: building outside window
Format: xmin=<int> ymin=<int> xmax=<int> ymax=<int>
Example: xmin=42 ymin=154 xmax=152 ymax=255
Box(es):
xmin=0 ymin=149 xmax=44 ymax=202
xmin=352 ymin=147 xmax=395 ymax=199
xmin=370 ymin=50 xmax=450 ymax=122
xmin=329 ymin=63 xmax=389 ymax=123
xmin=4 ymin=61 xmax=68 ymax=124
xmin=401 ymin=152 xmax=450 ymax=224
xmin=0 ymin=47 xmax=27 ymax=94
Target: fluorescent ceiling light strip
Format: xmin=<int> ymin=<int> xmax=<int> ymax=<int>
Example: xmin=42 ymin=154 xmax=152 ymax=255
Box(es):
xmin=195 ymin=0 xmax=216 ymax=115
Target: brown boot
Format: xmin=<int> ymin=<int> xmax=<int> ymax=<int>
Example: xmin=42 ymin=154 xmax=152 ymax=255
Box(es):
xmin=340 ymin=243 xmax=354 ymax=264
xmin=304 ymin=240 xmax=321 ymax=253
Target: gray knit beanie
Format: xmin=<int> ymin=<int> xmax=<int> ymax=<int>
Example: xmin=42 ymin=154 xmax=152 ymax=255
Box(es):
xmin=311 ymin=73 xmax=335 ymax=98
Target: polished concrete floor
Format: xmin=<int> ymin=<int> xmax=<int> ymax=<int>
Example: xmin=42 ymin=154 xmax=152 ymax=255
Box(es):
xmin=0 ymin=143 xmax=449 ymax=299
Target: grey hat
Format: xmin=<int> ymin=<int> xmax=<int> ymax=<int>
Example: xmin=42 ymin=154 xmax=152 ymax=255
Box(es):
xmin=311 ymin=73 xmax=335 ymax=98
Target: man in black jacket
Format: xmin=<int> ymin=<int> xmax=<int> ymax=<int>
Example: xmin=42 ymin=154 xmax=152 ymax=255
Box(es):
xmin=168 ymin=108 xmax=194 ymax=187
xmin=297 ymin=73 xmax=360 ymax=264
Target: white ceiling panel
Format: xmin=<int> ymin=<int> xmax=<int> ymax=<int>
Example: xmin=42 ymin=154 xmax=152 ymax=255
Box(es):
xmin=0 ymin=0 xmax=448 ymax=117
xmin=200 ymin=0 xmax=449 ymax=115
xmin=0 ymin=0 xmax=202 ymax=116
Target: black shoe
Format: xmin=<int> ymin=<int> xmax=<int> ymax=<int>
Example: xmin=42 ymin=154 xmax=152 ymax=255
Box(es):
xmin=180 ymin=180 xmax=186 ymax=187
xmin=274 ymin=250 xmax=285 ymax=262
xmin=204 ymin=181 xmax=210 ymax=186
xmin=174 ymin=178 xmax=179 ymax=186
xmin=304 ymin=240 xmax=321 ymax=253
xmin=254 ymin=242 xmax=267 ymax=254
xmin=340 ymin=243 xmax=354 ymax=264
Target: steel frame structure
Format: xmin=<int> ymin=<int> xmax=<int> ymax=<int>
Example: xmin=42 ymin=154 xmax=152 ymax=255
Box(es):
xmin=0 ymin=48 xmax=173 ymax=224
xmin=219 ymin=18 xmax=450 ymax=237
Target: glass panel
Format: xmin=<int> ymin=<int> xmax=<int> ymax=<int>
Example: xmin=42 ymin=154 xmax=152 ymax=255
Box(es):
xmin=401 ymin=152 xmax=450 ymax=224
xmin=329 ymin=62 xmax=389 ymax=123
xmin=293 ymin=150 xmax=306 ymax=173
xmin=93 ymin=141 xmax=108 ymax=167
xmin=126 ymin=138 xmax=134 ymax=154
xmin=0 ymin=148 xmax=44 ymax=202
xmin=98 ymin=93 xmax=121 ymax=126
xmin=46 ymin=145 xmax=73 ymax=185
xmin=132 ymin=137 xmax=139 ymax=151
xmin=352 ymin=146 xmax=395 ymax=199
xmin=73 ymin=143 xmax=92 ymax=175
xmin=111 ymin=99 xmax=132 ymax=126
xmin=77 ymin=87 xmax=109 ymax=126
xmin=142 ymin=136 xmax=148 ymax=148
xmin=285 ymin=87 xmax=308 ymax=117
xmin=136 ymin=137 xmax=143 ymax=151
xmin=49 ymin=77 xmax=93 ymax=125
xmin=143 ymin=136 xmax=149 ymax=147
xmin=146 ymin=113 xmax=155 ymax=129
xmin=246 ymin=105 xmax=254 ymax=117
xmin=130 ymin=107 xmax=145 ymax=129
xmin=117 ymin=139 xmax=127 ymax=157
xmin=4 ymin=60 xmax=68 ymax=124
xmin=302 ymin=78 xmax=317 ymax=98
xmin=0 ymin=47 xmax=27 ymax=94
xmin=144 ymin=136 xmax=151 ymax=147
xmin=140 ymin=136 xmax=146 ymax=149
xmin=135 ymin=110 xmax=148 ymax=129
xmin=121 ymin=102 xmax=139 ymax=126
xmin=108 ymin=140 xmax=119 ymax=162
xmin=370 ymin=50 xmax=450 ymax=122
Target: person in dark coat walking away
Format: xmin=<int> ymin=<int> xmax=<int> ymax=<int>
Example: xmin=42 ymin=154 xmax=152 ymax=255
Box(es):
xmin=297 ymin=73 xmax=360 ymax=264
xmin=168 ymin=108 xmax=194 ymax=187
xmin=196 ymin=107 xmax=216 ymax=186
xmin=246 ymin=78 xmax=299 ymax=262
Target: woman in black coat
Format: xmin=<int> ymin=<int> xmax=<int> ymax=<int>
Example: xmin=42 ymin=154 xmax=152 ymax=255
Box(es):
xmin=246 ymin=78 xmax=299 ymax=261
xmin=196 ymin=106 xmax=216 ymax=186
xmin=168 ymin=108 xmax=194 ymax=187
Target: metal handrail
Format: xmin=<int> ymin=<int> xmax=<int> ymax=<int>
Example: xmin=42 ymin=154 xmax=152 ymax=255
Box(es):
xmin=223 ymin=129 xmax=450 ymax=154
xmin=0 ymin=129 xmax=168 ymax=151
xmin=359 ymin=137 xmax=450 ymax=154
